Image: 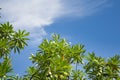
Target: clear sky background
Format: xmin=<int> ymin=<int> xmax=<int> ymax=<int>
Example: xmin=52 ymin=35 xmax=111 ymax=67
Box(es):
xmin=0 ymin=0 xmax=120 ymax=76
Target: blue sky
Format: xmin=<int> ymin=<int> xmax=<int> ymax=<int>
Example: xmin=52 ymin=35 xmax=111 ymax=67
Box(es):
xmin=0 ymin=0 xmax=120 ymax=76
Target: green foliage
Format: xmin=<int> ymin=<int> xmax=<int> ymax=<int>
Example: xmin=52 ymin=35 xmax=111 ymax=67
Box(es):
xmin=0 ymin=22 xmax=119 ymax=80
xmin=0 ymin=22 xmax=29 ymax=57
xmin=27 ymin=34 xmax=85 ymax=80
xmin=10 ymin=29 xmax=29 ymax=53
xmin=84 ymin=52 xmax=105 ymax=80
xmin=25 ymin=34 xmax=120 ymax=80
xmin=84 ymin=52 xmax=120 ymax=80
xmin=0 ymin=58 xmax=12 ymax=78
xmin=71 ymin=70 xmax=86 ymax=80
xmin=0 ymin=22 xmax=29 ymax=79
xmin=105 ymin=55 xmax=120 ymax=79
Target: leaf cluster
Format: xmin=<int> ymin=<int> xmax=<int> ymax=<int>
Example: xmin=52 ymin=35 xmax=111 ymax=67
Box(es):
xmin=84 ymin=53 xmax=120 ymax=80
xmin=0 ymin=22 xmax=29 ymax=79
xmin=27 ymin=34 xmax=86 ymax=80
xmin=0 ymin=22 xmax=119 ymax=80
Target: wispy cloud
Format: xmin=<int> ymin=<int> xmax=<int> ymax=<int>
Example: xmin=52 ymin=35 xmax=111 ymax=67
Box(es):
xmin=0 ymin=0 xmax=109 ymax=44
xmin=0 ymin=0 xmax=63 ymax=29
xmin=62 ymin=0 xmax=109 ymax=17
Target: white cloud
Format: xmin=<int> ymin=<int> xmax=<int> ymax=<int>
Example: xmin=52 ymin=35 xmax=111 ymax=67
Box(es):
xmin=0 ymin=0 xmax=62 ymax=29
xmin=62 ymin=0 xmax=109 ymax=17
xmin=0 ymin=0 xmax=109 ymax=45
